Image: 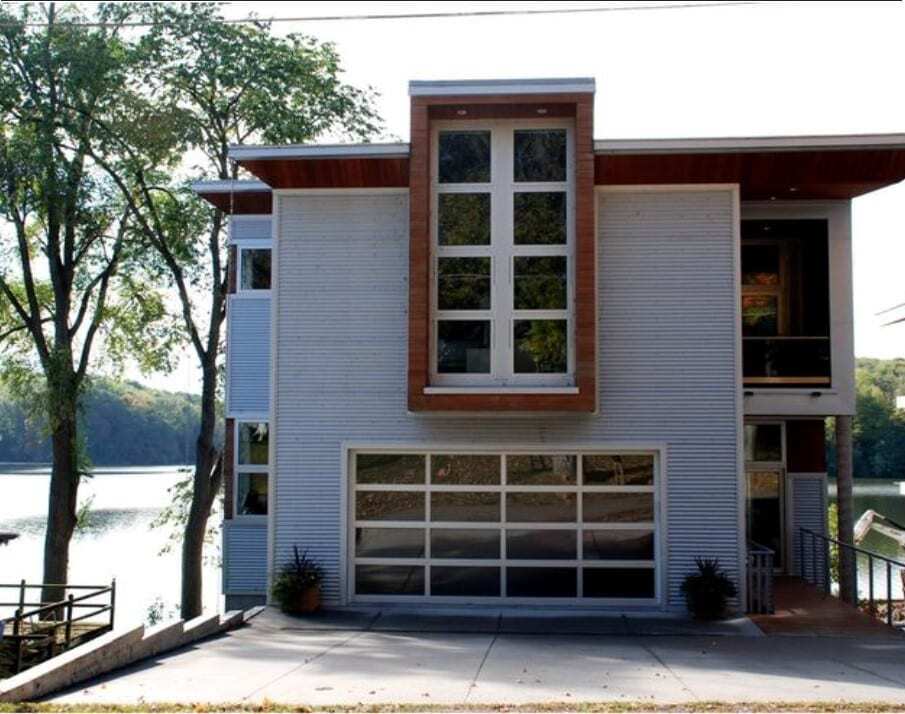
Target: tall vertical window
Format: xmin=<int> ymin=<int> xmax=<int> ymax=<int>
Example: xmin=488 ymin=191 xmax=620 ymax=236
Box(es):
xmin=432 ymin=121 xmax=574 ymax=387
xmin=238 ymin=247 xmax=271 ymax=292
xmin=236 ymin=421 xmax=269 ymax=516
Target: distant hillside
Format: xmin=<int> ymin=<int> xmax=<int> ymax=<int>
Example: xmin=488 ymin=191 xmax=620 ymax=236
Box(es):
xmin=0 ymin=378 xmax=220 ymax=466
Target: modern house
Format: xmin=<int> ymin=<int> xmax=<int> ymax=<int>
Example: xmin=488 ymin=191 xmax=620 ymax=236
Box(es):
xmin=193 ymin=78 xmax=905 ymax=614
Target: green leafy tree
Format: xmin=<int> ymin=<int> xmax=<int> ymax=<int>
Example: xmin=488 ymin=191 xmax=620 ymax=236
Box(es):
xmin=85 ymin=2 xmax=383 ymax=618
xmin=0 ymin=2 xmax=175 ymax=603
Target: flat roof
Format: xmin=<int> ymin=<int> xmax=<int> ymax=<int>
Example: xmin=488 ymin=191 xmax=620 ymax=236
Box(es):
xmin=409 ymin=77 xmax=596 ymax=97
xmin=190 ymin=179 xmax=271 ymax=194
xmin=228 ymin=142 xmax=410 ymax=162
xmin=225 ymin=133 xmax=905 ymax=163
xmin=595 ymin=133 xmax=905 ymax=155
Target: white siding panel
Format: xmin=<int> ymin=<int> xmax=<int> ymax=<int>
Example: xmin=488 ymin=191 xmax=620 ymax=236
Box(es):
xmin=270 ymin=189 xmax=741 ymax=610
xmin=223 ymin=521 xmax=268 ymax=594
xmin=790 ymin=475 xmax=828 ymax=584
xmin=230 ymin=215 xmax=272 ymax=242
xmin=227 ymin=297 xmax=271 ymax=414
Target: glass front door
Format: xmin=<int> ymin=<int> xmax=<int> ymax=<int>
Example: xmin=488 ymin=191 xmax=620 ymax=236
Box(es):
xmin=747 ymin=468 xmax=784 ymax=570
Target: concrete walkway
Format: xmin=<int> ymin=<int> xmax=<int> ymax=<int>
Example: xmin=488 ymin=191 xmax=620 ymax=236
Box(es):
xmin=49 ymin=608 xmax=905 ymax=706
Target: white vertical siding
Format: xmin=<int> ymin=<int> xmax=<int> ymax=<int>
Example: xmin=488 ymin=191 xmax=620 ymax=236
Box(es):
xmin=267 ymin=188 xmax=741 ymax=610
xmin=230 ymin=215 xmax=272 ymax=243
xmin=226 ymin=297 xmax=271 ymax=415
xmin=223 ymin=521 xmax=268 ymax=594
xmin=790 ymin=474 xmax=828 ymax=583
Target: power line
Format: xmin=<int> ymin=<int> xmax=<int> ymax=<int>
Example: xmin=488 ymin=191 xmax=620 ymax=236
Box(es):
xmin=6 ymin=2 xmax=765 ymax=28
xmin=876 ymin=301 xmax=905 ymax=317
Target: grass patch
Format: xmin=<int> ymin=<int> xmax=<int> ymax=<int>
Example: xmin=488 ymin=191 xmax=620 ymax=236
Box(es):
xmin=2 ymin=702 xmax=905 ymax=713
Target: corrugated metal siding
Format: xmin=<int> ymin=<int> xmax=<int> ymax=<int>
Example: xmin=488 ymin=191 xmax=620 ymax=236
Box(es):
xmin=230 ymin=215 xmax=272 ymax=242
xmin=790 ymin=475 xmax=828 ymax=585
xmin=269 ymin=189 xmax=740 ymax=610
xmin=227 ymin=297 xmax=271 ymax=415
xmin=223 ymin=521 xmax=268 ymax=594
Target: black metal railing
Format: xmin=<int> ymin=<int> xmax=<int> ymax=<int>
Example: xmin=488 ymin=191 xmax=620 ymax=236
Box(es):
xmin=799 ymin=527 xmax=905 ymax=629
xmin=747 ymin=541 xmax=775 ymax=614
xmin=743 ymin=336 xmax=831 ymax=387
xmin=0 ymin=579 xmax=116 ymax=674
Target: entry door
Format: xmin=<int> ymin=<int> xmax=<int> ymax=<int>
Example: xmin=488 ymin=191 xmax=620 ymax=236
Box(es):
xmin=746 ymin=468 xmax=784 ymax=571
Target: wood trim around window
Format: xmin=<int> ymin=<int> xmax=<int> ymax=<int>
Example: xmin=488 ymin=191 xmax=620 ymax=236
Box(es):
xmin=408 ymin=93 xmax=596 ymax=412
xmin=223 ymin=416 xmax=235 ymax=519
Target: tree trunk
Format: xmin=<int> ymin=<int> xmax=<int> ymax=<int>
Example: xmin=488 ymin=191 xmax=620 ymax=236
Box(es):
xmin=180 ymin=365 xmax=222 ymax=619
xmin=835 ymin=414 xmax=856 ymax=604
xmin=41 ymin=400 xmax=80 ymax=609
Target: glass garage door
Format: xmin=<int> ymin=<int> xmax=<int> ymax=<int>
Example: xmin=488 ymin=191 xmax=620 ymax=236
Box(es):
xmin=350 ymin=451 xmax=659 ymax=603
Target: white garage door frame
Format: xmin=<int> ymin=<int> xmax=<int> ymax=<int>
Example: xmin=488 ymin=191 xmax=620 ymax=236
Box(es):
xmin=340 ymin=442 xmax=668 ymax=608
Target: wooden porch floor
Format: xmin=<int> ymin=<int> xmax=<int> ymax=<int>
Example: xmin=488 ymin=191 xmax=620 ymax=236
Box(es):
xmin=750 ymin=576 xmax=904 ymax=637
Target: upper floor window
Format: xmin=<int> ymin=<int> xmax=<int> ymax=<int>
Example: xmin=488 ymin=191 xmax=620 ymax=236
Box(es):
xmin=238 ymin=247 xmax=271 ymax=292
xmin=740 ymin=220 xmax=830 ymax=387
xmin=236 ymin=421 xmax=269 ymax=516
xmin=431 ymin=120 xmax=574 ymax=387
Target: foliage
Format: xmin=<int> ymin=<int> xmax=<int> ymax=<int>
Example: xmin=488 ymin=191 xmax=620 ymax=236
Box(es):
xmin=271 ymin=547 xmax=324 ymax=612
xmin=145 ymin=596 xmax=179 ymax=627
xmin=149 ymin=471 xmax=222 ymax=563
xmin=827 ymin=502 xmax=840 ymax=583
xmin=0 ymin=376 xmax=217 ymax=465
xmin=66 ymin=1 xmax=384 ymax=618
xmin=680 ymin=557 xmax=738 ymax=620
xmin=827 ymin=358 xmax=905 ymax=479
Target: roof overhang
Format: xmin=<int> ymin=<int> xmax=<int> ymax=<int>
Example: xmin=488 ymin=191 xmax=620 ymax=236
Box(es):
xmin=409 ymin=77 xmax=596 ymax=97
xmin=191 ymin=179 xmax=272 ymax=215
xmin=594 ymin=133 xmax=905 ymax=200
xmin=228 ymin=142 xmax=410 ymax=190
xmin=214 ymin=133 xmax=905 ymax=201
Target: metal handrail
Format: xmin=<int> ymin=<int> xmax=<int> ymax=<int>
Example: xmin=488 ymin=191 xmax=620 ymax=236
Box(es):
xmin=0 ymin=579 xmax=116 ymax=674
xmin=799 ymin=526 xmax=904 ymax=628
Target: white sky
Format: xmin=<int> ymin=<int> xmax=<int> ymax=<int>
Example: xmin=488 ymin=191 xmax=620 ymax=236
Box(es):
xmin=131 ymin=0 xmax=905 ymax=393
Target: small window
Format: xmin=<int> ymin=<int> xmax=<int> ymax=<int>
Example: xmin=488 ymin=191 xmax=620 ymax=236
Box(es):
xmin=513 ymin=129 xmax=567 ymax=182
xmin=513 ymin=192 xmax=567 ymax=245
xmin=237 ymin=473 xmax=268 ymax=516
xmin=438 ymin=194 xmax=490 ymax=246
xmin=438 ymin=131 xmax=491 ymax=183
xmin=235 ymin=421 xmax=269 ymax=517
xmin=513 ymin=319 xmax=568 ymax=374
xmin=745 ymin=423 xmax=783 ymax=463
xmin=239 ymin=248 xmax=271 ymax=291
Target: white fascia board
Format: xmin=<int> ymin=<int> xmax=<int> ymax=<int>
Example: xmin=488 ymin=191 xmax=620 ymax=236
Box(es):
xmin=228 ymin=142 xmax=410 ymax=161
xmin=409 ymin=77 xmax=595 ymax=96
xmin=190 ymin=179 xmax=271 ymax=194
xmin=594 ymin=133 xmax=905 ymax=155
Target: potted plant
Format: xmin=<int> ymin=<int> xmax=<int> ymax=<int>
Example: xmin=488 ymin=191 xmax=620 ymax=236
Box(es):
xmin=680 ymin=557 xmax=738 ymax=620
xmin=271 ymin=546 xmax=324 ymax=615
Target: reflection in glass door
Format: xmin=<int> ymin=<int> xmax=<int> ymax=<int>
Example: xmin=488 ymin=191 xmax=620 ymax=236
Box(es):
xmin=747 ymin=469 xmax=784 ymax=570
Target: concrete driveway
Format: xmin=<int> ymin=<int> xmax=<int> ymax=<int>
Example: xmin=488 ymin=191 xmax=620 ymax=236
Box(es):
xmin=49 ymin=608 xmax=905 ymax=706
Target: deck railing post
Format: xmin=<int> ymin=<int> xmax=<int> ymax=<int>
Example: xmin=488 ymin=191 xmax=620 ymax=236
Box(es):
xmin=64 ymin=594 xmax=74 ymax=648
xmin=811 ymin=532 xmax=817 ymax=585
xmin=887 ymin=562 xmax=893 ymax=627
xmin=799 ymin=529 xmax=805 ymax=579
xmin=13 ymin=607 xmax=22 ymax=674
xmin=109 ymin=578 xmax=116 ymax=631
xmin=868 ymin=554 xmax=875 ymax=614
xmin=17 ymin=578 xmax=25 ymax=614
xmin=823 ymin=538 xmax=830 ymax=594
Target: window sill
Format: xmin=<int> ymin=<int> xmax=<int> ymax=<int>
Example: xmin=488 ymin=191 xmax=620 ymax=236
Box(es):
xmin=423 ymin=386 xmax=580 ymax=395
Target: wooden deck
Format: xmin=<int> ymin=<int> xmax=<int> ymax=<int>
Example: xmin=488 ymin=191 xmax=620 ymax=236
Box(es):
xmin=751 ymin=576 xmax=904 ymax=637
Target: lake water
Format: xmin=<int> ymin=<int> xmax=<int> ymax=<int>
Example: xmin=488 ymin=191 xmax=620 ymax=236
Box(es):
xmin=829 ymin=478 xmax=905 ymax=600
xmin=0 ymin=464 xmax=221 ymax=625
